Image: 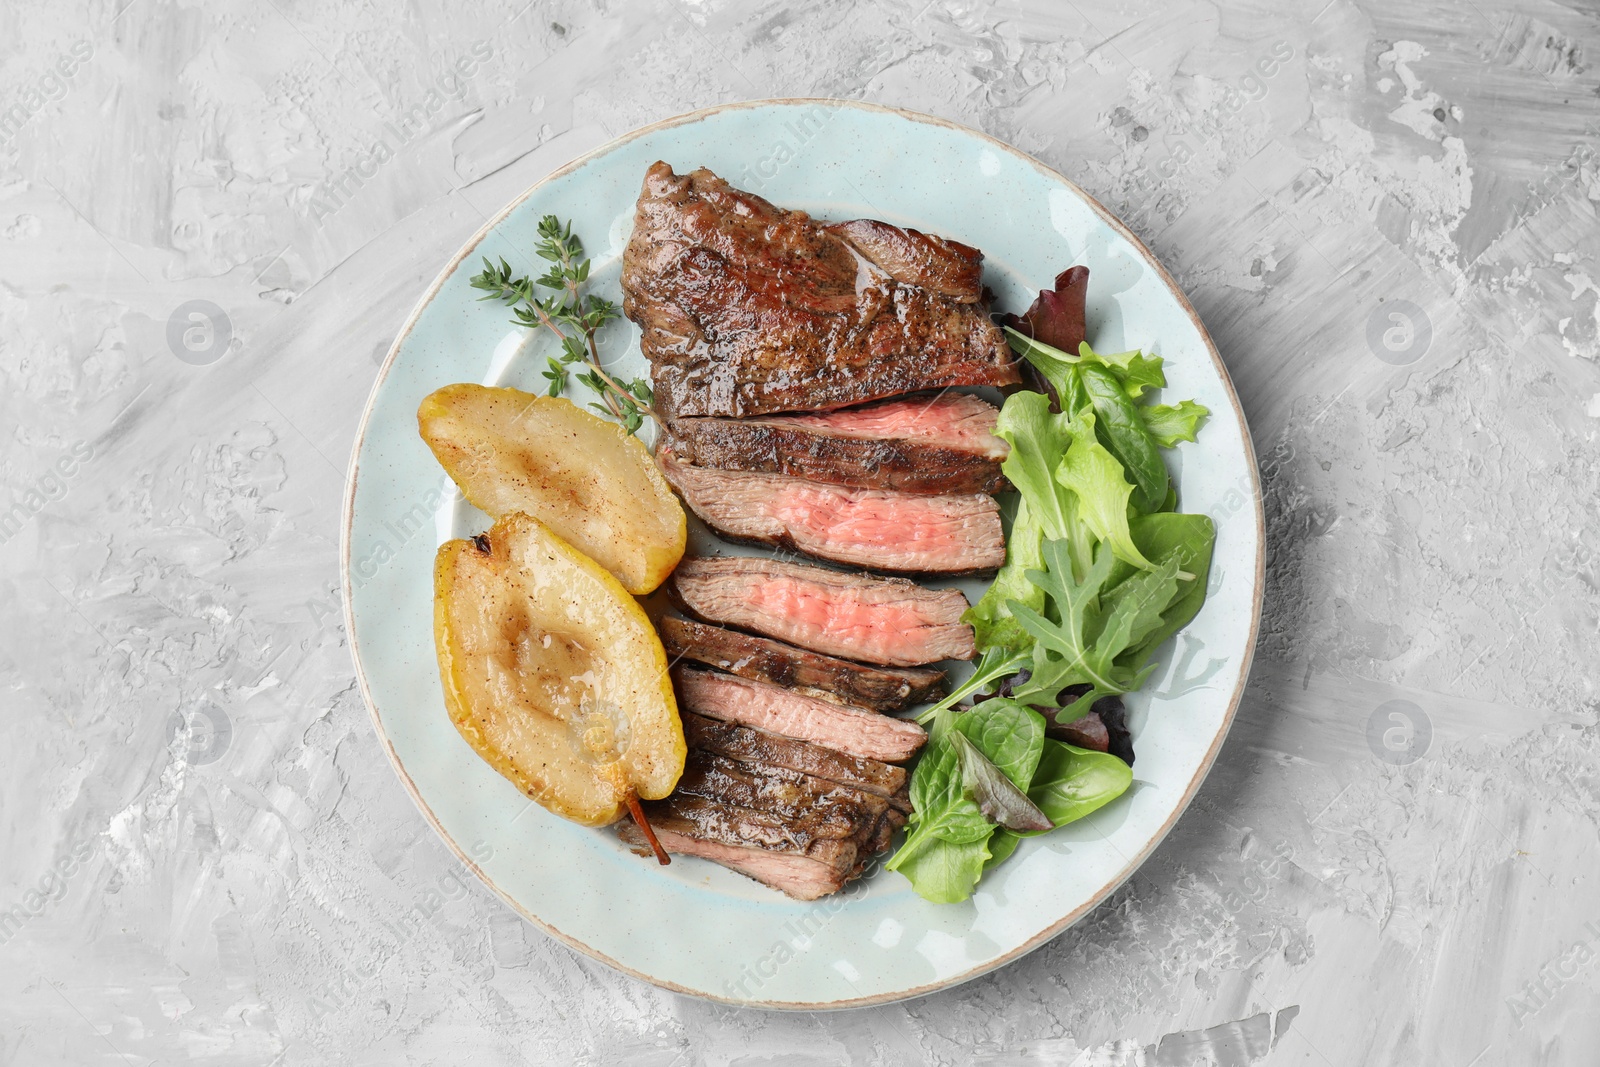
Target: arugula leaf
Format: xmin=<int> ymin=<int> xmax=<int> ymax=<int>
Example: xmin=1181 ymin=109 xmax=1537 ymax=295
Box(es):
xmin=1026 ymin=739 xmax=1134 ymax=827
xmin=913 ymin=645 xmax=1031 ymax=725
xmin=1093 ymin=554 xmax=1181 ymax=676
xmin=1009 ymin=538 xmax=1114 ymax=687
xmin=1006 ymin=540 xmax=1178 ymax=706
xmin=1055 ymin=411 xmax=1156 ymax=571
xmin=892 ymin=836 xmax=991 ymax=903
xmin=1079 ymin=363 xmax=1168 ymax=514
xmin=1139 ymin=399 xmax=1210 ymax=447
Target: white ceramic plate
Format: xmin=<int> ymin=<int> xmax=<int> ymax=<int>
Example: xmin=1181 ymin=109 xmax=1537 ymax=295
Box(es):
xmin=342 ymin=99 xmax=1264 ymax=1009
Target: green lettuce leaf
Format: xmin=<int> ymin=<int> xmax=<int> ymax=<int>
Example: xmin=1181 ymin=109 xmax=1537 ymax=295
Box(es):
xmin=1078 ymin=342 xmax=1166 ymax=399
xmin=1055 ymin=410 xmax=1155 ymax=571
xmin=994 ymin=391 xmax=1076 ymax=542
xmin=964 ymin=495 xmax=1045 ymax=657
xmin=1139 ymin=399 xmax=1210 ymax=447
xmin=1005 ymin=327 xmax=1167 ymax=404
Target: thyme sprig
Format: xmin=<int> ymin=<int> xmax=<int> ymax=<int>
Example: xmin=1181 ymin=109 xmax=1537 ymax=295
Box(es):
xmin=470 ymin=216 xmax=656 ymax=434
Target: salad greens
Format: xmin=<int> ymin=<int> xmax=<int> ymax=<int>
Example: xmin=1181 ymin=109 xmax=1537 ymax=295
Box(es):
xmin=892 ymin=280 xmax=1217 ymax=904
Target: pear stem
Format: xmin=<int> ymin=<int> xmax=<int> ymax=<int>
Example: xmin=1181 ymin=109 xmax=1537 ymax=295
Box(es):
xmin=626 ymin=791 xmax=670 ymax=865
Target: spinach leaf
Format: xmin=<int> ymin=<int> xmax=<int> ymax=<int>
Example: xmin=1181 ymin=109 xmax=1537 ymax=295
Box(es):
xmin=893 ymin=700 xmax=1051 ymax=897
xmin=1118 ymin=515 xmax=1216 ymax=669
xmin=954 ymin=698 xmax=1047 ymax=790
xmin=984 ymin=829 xmax=1022 ymax=871
xmin=1055 ymin=411 xmax=1155 ymax=571
xmin=1139 ymin=399 xmax=1209 ymax=447
xmin=982 ymin=741 xmax=1135 ymax=873
xmin=1104 ymin=513 xmax=1214 ymax=590
xmin=1004 ymin=326 xmax=1081 ymax=408
xmin=1080 ymin=362 xmax=1168 ymax=515
xmin=896 ymin=718 xmax=994 ymax=851
xmin=892 ymin=836 xmax=991 ymax=903
xmin=1027 ymin=739 xmax=1134 ymax=827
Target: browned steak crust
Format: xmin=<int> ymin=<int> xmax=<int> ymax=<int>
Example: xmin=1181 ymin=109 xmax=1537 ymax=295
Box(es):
xmin=682 ymin=712 xmax=911 ymax=810
xmin=660 ymin=617 xmax=945 ymax=712
xmin=661 ymin=416 xmax=1007 ymax=495
xmin=621 ymin=161 xmax=1019 ymax=418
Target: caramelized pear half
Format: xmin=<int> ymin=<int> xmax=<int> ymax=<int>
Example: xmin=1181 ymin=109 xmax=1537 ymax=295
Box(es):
xmin=419 ymin=384 xmax=685 ymax=594
xmin=433 ymin=512 xmax=685 ymax=826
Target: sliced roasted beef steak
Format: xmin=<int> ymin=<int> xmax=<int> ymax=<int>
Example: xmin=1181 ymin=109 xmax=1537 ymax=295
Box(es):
xmin=682 ymin=713 xmax=909 ymax=807
xmin=621 ymin=822 xmax=850 ymax=900
xmin=660 ymin=617 xmax=944 ymax=712
xmin=659 ymin=447 xmax=1005 ymax=575
xmin=673 ymin=666 xmax=926 ymax=762
xmin=827 ymin=219 xmax=985 ymax=302
xmin=662 ymin=393 xmax=1008 ymax=495
xmin=620 ymin=162 xmax=1019 ymax=419
xmin=671 ymin=556 xmax=976 ymax=666
xmin=675 ymin=750 xmax=893 ymax=837
xmin=619 ymin=796 xmax=860 ymax=900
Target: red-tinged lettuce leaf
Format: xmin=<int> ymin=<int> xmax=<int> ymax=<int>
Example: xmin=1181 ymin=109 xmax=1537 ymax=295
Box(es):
xmin=952 ymin=729 xmax=1052 ymax=832
xmin=1003 ymin=265 xmax=1090 ymax=353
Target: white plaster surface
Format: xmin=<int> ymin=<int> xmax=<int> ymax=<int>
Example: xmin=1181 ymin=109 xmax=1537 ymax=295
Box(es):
xmin=2 ymin=1 xmax=1599 ymax=1063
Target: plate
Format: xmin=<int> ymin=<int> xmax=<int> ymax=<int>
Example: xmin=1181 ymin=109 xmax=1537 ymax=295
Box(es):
xmin=341 ymin=99 xmax=1263 ymax=1008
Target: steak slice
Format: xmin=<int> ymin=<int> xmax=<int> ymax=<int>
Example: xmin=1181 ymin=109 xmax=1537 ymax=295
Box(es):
xmin=828 ymin=219 xmax=985 ymax=302
xmin=672 ymin=556 xmax=976 ymax=666
xmin=674 ymin=666 xmax=926 ymax=762
xmin=621 ymin=161 xmax=1019 ymax=419
xmin=675 ymin=750 xmax=893 ymax=838
xmin=683 ymin=713 xmax=910 ymax=807
xmin=660 ymin=447 xmax=1005 ymax=575
xmin=662 ymin=393 xmax=1008 ymax=495
xmin=619 ymin=797 xmax=857 ymax=900
xmin=661 ymin=617 xmax=944 ymax=712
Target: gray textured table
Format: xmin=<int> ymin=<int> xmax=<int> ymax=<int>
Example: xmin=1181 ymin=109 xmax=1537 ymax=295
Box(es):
xmin=3 ymin=1 xmax=1598 ymax=1063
